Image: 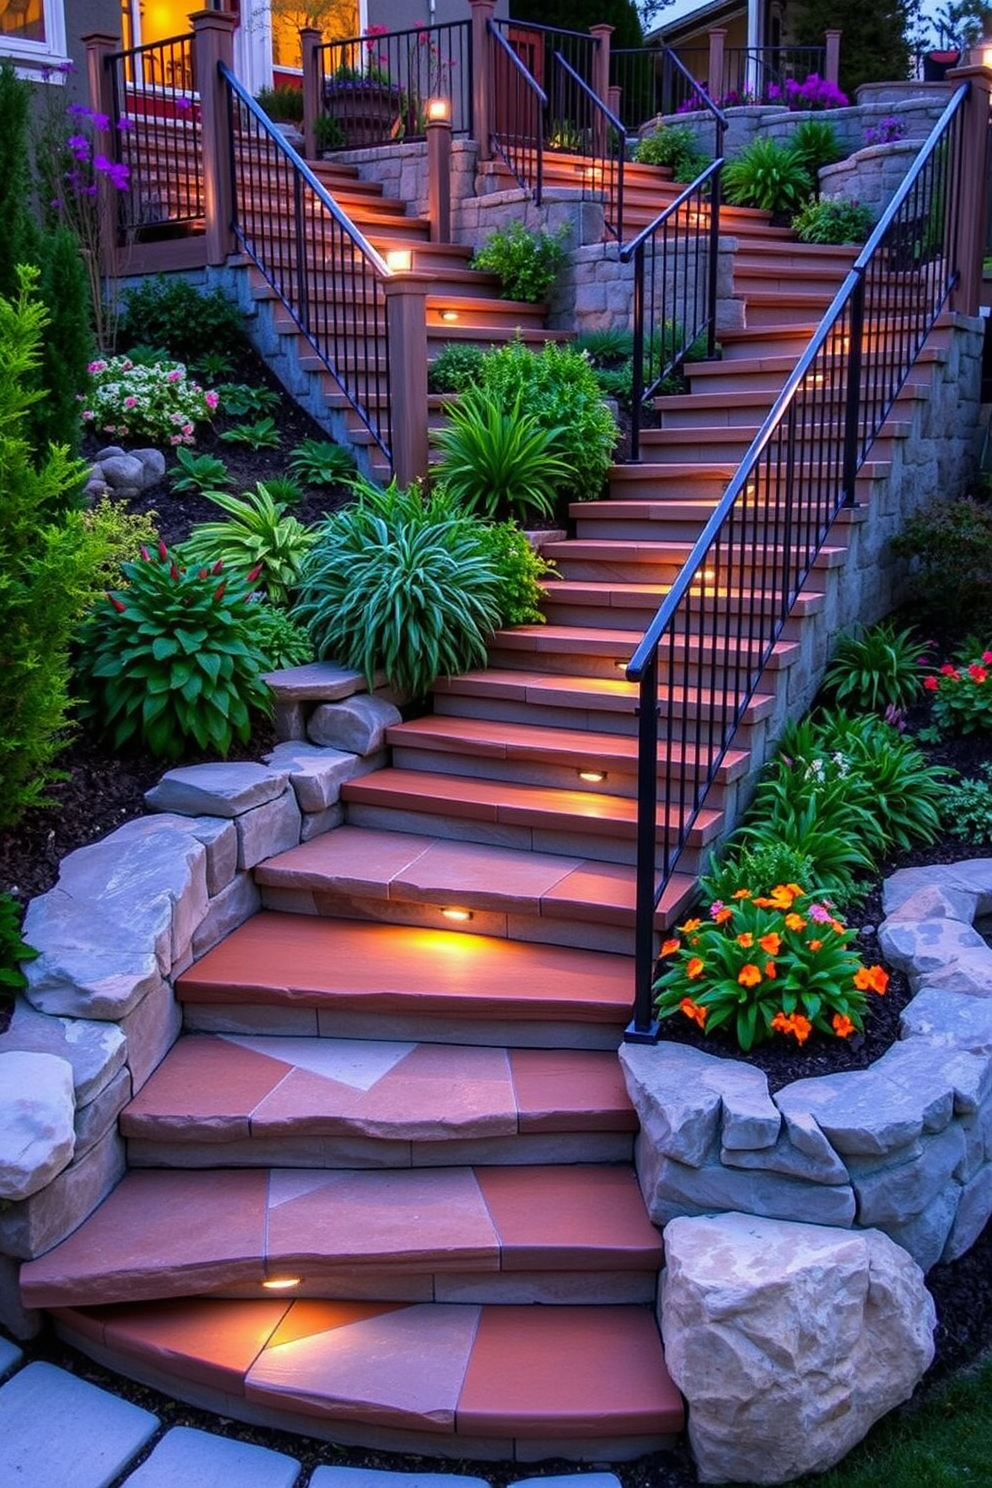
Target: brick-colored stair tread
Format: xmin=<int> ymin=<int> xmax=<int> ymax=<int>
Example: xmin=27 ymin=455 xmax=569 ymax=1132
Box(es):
xmin=22 ymin=1164 xmax=660 ymax=1307
xmin=54 ymin=1298 xmax=682 ymax=1444
xmin=431 ymin=669 xmax=775 ymax=724
xmin=176 ymin=915 xmax=634 ymax=1021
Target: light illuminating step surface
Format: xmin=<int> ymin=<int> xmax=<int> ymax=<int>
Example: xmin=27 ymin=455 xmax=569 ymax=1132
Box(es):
xmin=22 ymin=1164 xmax=661 ymax=1307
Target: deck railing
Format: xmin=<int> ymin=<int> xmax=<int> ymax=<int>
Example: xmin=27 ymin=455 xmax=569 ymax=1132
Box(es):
xmin=610 ymin=42 xmax=828 ymax=129
xmin=315 ymin=21 xmax=472 ymax=149
xmin=107 ymin=32 xmax=203 ymax=240
xmin=488 ymin=20 xmax=547 ymax=198
xmin=220 ymin=63 xmax=392 ymax=463
xmin=624 ymin=84 xmax=968 ymax=1040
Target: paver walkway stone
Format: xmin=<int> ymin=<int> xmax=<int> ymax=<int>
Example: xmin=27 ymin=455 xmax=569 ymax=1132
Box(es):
xmin=121 ymin=1424 xmax=301 ymax=1488
xmin=0 ymin=1360 xmax=158 ymax=1488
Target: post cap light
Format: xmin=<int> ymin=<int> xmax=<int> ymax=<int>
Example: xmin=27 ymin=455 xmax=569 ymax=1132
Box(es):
xmin=385 ymin=248 xmax=412 ymax=273
xmin=426 ymin=96 xmax=451 ymax=122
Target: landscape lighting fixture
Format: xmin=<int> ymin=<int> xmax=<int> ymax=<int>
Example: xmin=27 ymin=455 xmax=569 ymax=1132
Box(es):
xmin=385 ymin=248 xmax=412 ymax=273
xmin=441 ymin=907 xmax=473 ymax=922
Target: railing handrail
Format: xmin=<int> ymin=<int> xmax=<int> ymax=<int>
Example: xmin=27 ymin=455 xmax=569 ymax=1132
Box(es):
xmin=553 ymin=50 xmax=624 ymax=134
xmin=492 ymin=17 xmax=599 ymax=44
xmin=619 ymin=158 xmax=722 ymax=260
xmin=659 ymin=46 xmax=730 ymax=131
xmin=489 ymin=21 xmax=549 ymax=107
xmin=315 ymin=18 xmax=468 ymax=54
xmin=625 ymin=81 xmax=968 ymax=683
xmin=107 ymin=29 xmax=190 ymax=65
xmin=219 ymin=61 xmax=391 ymax=278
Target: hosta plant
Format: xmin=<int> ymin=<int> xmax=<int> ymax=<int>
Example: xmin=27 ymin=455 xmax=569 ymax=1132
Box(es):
xmin=170 ymin=447 xmax=232 ymax=496
xmin=654 ymin=882 xmax=889 ymax=1051
xmin=287 ymin=437 xmax=356 ymax=487
xmin=76 ymin=544 xmax=273 ymax=759
xmin=431 ymin=386 xmax=571 ymax=524
xmin=217 ymin=382 xmax=283 ymax=418
xmin=180 ymin=483 xmax=317 ymax=608
xmin=82 ymin=357 xmax=219 ymax=447
xmin=293 ymin=481 xmax=502 ymax=697
xmin=219 ymin=415 xmax=282 ymax=450
xmin=820 ymin=619 xmax=929 ymax=714
xmin=925 ymin=649 xmax=992 ymax=735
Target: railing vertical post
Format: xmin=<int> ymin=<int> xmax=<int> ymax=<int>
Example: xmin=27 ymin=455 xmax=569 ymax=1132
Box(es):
xmin=382 ymin=272 xmax=432 ymax=487
xmin=83 ymin=32 xmax=120 ymax=281
xmin=707 ymin=28 xmax=727 ymax=102
xmin=824 ymin=30 xmax=842 ymax=89
xmin=469 ymin=0 xmax=495 ymax=162
xmin=590 ymin=23 xmax=613 ymax=154
xmin=707 ymin=140 xmax=723 ymax=359
xmin=192 ymin=8 xmax=237 ymax=266
xmin=630 ymin=240 xmax=645 ymax=462
xmin=301 ymin=26 xmax=321 ymax=161
xmin=946 ymin=63 xmax=992 ymax=316
xmin=427 ymin=111 xmax=453 ymax=242
xmin=627 ymin=655 xmax=661 ymax=1043
xmin=841 ymin=272 xmax=866 ymax=506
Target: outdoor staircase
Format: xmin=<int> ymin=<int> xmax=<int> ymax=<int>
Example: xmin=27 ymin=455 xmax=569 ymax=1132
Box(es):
xmin=19 ymin=141 xmax=958 ymax=1461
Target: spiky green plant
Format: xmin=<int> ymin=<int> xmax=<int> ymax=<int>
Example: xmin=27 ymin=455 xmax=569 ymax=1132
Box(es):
xmin=723 ymin=136 xmax=813 ymax=214
xmin=431 ymin=386 xmax=571 ymax=524
xmin=180 ymin=483 xmax=317 ymax=607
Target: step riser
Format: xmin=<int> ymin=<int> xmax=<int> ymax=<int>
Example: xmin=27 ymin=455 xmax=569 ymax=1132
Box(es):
xmin=482 ymin=644 xmax=795 ymax=691
xmin=125 ymin=1128 xmax=635 ymax=1166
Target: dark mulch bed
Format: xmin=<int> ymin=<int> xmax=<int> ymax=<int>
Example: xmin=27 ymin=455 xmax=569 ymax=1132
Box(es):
xmin=4 ymin=352 xmax=992 ymax=1483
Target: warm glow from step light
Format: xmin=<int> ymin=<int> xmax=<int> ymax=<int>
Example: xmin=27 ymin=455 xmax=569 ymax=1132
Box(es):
xmin=426 ymin=97 xmax=451 ymax=122
xmin=578 ymin=769 xmax=606 ymax=783
xmin=385 ymin=248 xmax=412 ymax=273
xmin=439 ymin=309 xmax=460 ymax=322
xmin=263 ymin=1277 xmax=302 ymax=1290
xmin=442 ymin=907 xmax=473 ymax=922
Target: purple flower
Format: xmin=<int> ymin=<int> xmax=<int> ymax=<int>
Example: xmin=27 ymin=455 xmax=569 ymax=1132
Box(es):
xmin=175 ymin=96 xmax=192 ymax=112
xmin=91 ymin=111 xmax=111 ymax=131
xmin=67 ymin=133 xmax=90 ymax=160
xmin=67 ymin=102 xmax=92 ymax=118
xmin=95 ymin=154 xmax=130 ymax=190
xmin=117 ymin=115 xmax=133 ymax=131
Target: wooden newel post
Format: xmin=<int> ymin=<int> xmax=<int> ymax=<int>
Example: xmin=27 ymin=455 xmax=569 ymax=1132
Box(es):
xmin=83 ymin=32 xmax=119 ymax=281
xmin=383 ymin=273 xmax=432 ymax=486
xmin=192 ymin=8 xmax=237 ymax=266
xmin=301 ymin=26 xmax=321 ymax=160
xmin=946 ymin=61 xmax=992 ymax=316
xmin=590 ymin=24 xmax=614 ymax=155
xmin=469 ymin=0 xmax=495 ymax=163
xmin=707 ymin=28 xmax=726 ymax=102
xmin=427 ymin=111 xmax=453 ymax=242
xmin=824 ymin=30 xmax=842 ymax=90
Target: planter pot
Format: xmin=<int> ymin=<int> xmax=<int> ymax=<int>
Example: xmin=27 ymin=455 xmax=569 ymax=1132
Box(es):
xmin=323 ymin=81 xmax=405 ymax=149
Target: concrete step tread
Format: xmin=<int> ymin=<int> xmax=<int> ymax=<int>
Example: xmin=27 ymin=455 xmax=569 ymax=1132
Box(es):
xmin=53 ymin=1298 xmax=682 ymax=1447
xmin=175 ymin=914 xmax=634 ymax=1023
xmin=22 ymin=1163 xmax=661 ymax=1308
xmin=488 ymin=624 xmax=800 ymax=669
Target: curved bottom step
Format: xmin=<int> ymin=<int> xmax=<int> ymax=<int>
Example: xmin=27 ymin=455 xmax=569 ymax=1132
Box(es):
xmin=53 ymin=1299 xmax=683 ymax=1462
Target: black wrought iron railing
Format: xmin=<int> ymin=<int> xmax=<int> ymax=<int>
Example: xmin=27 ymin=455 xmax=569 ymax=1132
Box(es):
xmin=492 ymin=18 xmax=598 ymax=91
xmin=624 ymin=84 xmax=968 ymax=1040
xmin=610 ymin=42 xmax=827 ymax=132
xmin=315 ymin=21 xmax=471 ymax=149
xmin=488 ymin=20 xmax=547 ymax=199
xmin=550 ymin=54 xmax=626 ymax=238
xmin=220 ymin=64 xmax=392 ymax=462
xmin=108 ymin=33 xmax=203 ymax=240
xmin=720 ymin=45 xmax=828 ymax=104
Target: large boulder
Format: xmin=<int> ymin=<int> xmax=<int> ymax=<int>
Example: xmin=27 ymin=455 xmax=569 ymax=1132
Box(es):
xmin=660 ymin=1211 xmax=935 ymax=1484
xmin=0 ymin=1052 xmax=76 ymax=1201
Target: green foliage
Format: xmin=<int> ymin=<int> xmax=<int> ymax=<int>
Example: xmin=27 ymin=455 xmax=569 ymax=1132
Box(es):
xmin=0 ymin=892 xmax=37 ymax=1012
xmin=820 ymin=619 xmax=928 ymax=714
xmin=427 ymin=342 xmax=486 ymax=394
xmin=83 ymin=356 xmax=218 ymax=447
xmin=794 ymin=196 xmax=875 ymax=244
xmin=293 ymin=481 xmax=503 ymax=697
xmin=180 ymin=483 xmax=318 ymax=607
xmin=192 ymin=349 xmax=236 ymax=382
xmin=219 ymin=416 xmax=282 ymax=450
xmin=431 ymin=386 xmax=571 ymax=524
xmin=287 ymin=437 xmax=356 ymax=487
xmin=216 ymin=382 xmax=283 ymax=417
xmin=701 ymin=842 xmax=819 ymax=904
xmin=470 ymin=221 xmax=569 ymax=303
xmin=248 ymin=600 xmax=315 ymax=670
xmin=0 ymin=268 xmax=108 ymax=827
xmin=787 ymin=116 xmax=844 ymax=177
xmin=939 ymin=762 xmax=992 ymax=844
xmin=82 ymin=498 xmax=160 ymax=596
xmin=259 ymin=474 xmax=306 ymax=507
xmin=314 ymin=113 xmax=346 ymax=151
xmin=475 ymin=339 xmax=618 ymax=502
xmin=76 ymin=547 xmax=273 ymax=760
xmin=0 ymin=63 xmax=38 ymax=307
xmin=654 ymin=884 xmax=886 ymax=1052
xmin=32 ymin=223 xmax=92 ymax=469
xmin=634 ymin=124 xmax=711 ymax=182
xmin=925 ymin=648 xmax=992 ymax=736
xmin=170 ymin=448 xmax=232 ymax=496
xmin=890 ymin=496 xmax=992 ymax=633
xmin=723 ymin=136 xmax=814 ymax=215
xmin=255 ymin=84 xmax=305 ymax=123
xmin=794 ymin=0 xmax=912 ymax=98
xmin=118 ymin=276 xmax=245 ymax=366
xmin=475 ymin=521 xmax=554 ymax=626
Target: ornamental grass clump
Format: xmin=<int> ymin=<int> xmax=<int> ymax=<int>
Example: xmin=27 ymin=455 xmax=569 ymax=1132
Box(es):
xmin=654 ymin=881 xmax=888 ymax=1051
xmin=82 ymin=357 xmax=219 ymax=446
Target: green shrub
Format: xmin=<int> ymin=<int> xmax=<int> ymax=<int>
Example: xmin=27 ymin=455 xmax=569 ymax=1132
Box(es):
xmin=431 ymin=386 xmax=571 ymax=524
xmin=33 ymin=222 xmax=93 ymax=469
xmin=170 ymin=448 xmax=232 ymax=496
xmin=477 ymin=522 xmax=554 ymax=627
xmin=787 ymin=116 xmax=844 ymax=177
xmin=475 ymin=339 xmax=618 ymax=503
xmin=0 ymin=268 xmax=110 ymax=827
xmin=293 ymin=481 xmax=502 ymax=697
xmin=700 ymin=842 xmax=819 ymax=903
xmin=76 ymin=545 xmax=273 ymax=760
xmin=634 ymin=124 xmax=711 ymax=182
xmin=83 ymin=356 xmax=219 ymax=446
xmin=941 ymin=762 xmax=992 ymax=844
xmin=470 ymin=221 xmax=569 ymax=303
xmin=794 ymin=197 xmax=875 ymax=243
xmin=0 ymin=892 xmax=37 ymax=1014
xmin=118 ymin=276 xmax=245 ymax=366
xmin=314 ymin=113 xmax=346 ymax=151
xmin=216 ymin=382 xmax=282 ymax=417
xmin=723 ymin=136 xmax=814 ymax=215
xmin=820 ymin=619 xmax=928 ymax=714
xmin=428 ymin=342 xmax=486 ymax=394
xmin=180 ymin=483 xmax=317 ymax=607
xmin=82 ymin=498 xmax=160 ymax=595
xmin=287 ymin=437 xmax=356 ymax=487
xmin=219 ymin=415 xmax=282 ymax=450
xmin=890 ymin=496 xmax=992 ymax=633
xmin=249 ymin=601 xmax=315 ymax=670
xmin=255 ymin=84 xmax=305 ymax=123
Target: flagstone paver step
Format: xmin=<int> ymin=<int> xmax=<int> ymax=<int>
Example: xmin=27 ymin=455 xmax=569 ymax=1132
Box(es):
xmin=52 ymin=1298 xmax=682 ymax=1459
xmin=22 ymin=1163 xmax=661 ymax=1308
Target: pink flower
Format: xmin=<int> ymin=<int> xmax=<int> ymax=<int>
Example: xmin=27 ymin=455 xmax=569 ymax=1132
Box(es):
xmin=808 ymin=903 xmax=832 ymax=924
xmin=205 ymin=390 xmax=219 ymax=409
xmin=124 ymin=396 xmax=137 ymax=409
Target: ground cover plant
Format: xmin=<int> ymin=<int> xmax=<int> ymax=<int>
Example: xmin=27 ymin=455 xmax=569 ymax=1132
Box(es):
xmin=469 ymin=220 xmax=569 ymax=302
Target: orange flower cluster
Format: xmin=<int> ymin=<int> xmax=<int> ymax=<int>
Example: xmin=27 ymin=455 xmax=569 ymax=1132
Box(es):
xmin=853 ymin=964 xmax=889 ymax=995
xmin=770 ymin=1010 xmax=812 ymax=1044
xmin=680 ymin=997 xmax=707 ymax=1028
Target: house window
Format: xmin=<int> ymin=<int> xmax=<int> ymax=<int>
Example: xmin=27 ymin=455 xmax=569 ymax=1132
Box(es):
xmin=0 ymin=0 xmax=68 ymax=69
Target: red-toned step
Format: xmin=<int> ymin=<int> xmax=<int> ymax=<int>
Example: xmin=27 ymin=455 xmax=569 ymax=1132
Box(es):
xmin=53 ymin=1297 xmax=682 ymax=1458
xmin=23 ymin=1163 xmax=661 ymax=1308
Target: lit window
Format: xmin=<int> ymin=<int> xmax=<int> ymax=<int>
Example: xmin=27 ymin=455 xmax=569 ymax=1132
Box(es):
xmin=0 ymin=0 xmax=68 ymax=74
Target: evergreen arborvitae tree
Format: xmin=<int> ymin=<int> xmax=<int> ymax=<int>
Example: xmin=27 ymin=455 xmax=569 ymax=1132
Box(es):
xmin=32 ymin=222 xmax=92 ymax=480
xmin=793 ymin=0 xmax=914 ymax=98
xmin=0 ymin=62 xmax=40 ymax=304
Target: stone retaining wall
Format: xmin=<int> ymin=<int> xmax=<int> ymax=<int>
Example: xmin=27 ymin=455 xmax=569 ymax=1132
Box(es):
xmin=621 ymin=862 xmax=992 ymax=1274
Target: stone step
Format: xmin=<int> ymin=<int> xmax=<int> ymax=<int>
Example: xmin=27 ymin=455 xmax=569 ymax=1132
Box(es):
xmin=254 ymin=824 xmax=698 ymax=952
xmin=52 ymin=1298 xmax=682 ymax=1460
xmin=634 ymin=420 xmax=911 ymax=464
xmin=22 ymin=1163 xmax=662 ymax=1308
xmin=537 ymin=576 xmax=825 ymax=639
xmin=174 ymin=916 xmax=636 ymax=1048
xmin=485 ymin=623 xmax=800 ymax=683
xmin=540 ymin=536 xmax=848 ymax=584
xmin=572 ymin=492 xmax=874 ymax=542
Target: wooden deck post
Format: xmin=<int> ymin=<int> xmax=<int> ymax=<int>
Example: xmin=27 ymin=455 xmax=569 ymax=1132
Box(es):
xmin=707 ymin=29 xmax=726 ymax=102
xmin=82 ymin=33 xmax=120 ymax=283
xmin=947 ymin=59 xmax=992 ymax=316
xmin=427 ymin=106 xmax=453 ymax=242
xmin=824 ymin=30 xmax=842 ymax=89
xmin=590 ymin=24 xmax=614 ymax=155
xmin=301 ymin=27 xmax=321 ymax=161
xmin=383 ymin=272 xmax=433 ymax=486
xmin=469 ymin=0 xmax=495 ymax=163
xmin=191 ymin=8 xmax=237 ymax=266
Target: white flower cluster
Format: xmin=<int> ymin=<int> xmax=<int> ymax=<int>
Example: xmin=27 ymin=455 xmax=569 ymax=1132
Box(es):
xmin=81 ymin=357 xmax=219 ymax=447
